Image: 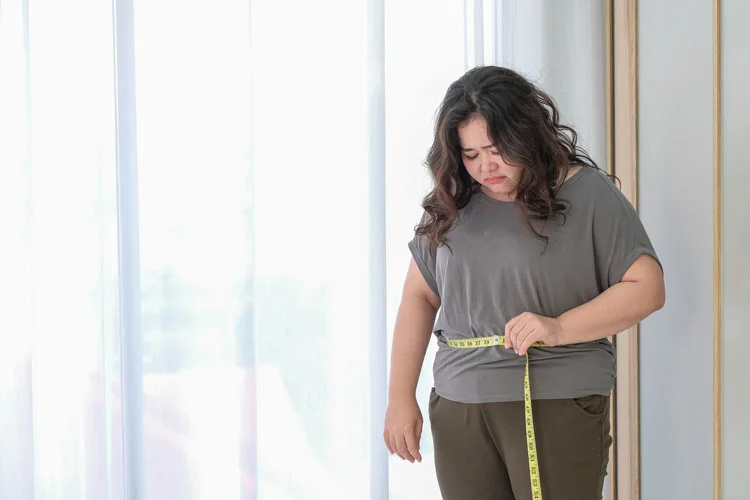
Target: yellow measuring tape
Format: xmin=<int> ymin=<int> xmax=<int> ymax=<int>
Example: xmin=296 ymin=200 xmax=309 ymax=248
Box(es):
xmin=445 ymin=334 xmax=544 ymax=500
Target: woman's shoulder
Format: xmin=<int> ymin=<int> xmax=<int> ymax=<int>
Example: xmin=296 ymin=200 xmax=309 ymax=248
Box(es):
xmin=565 ymin=165 xmax=608 ymax=187
xmin=564 ymin=167 xmax=625 ymax=203
xmin=562 ymin=167 xmax=641 ymax=224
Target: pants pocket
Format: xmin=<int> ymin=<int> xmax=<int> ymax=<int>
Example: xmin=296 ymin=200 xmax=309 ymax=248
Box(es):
xmin=571 ymin=394 xmax=610 ymax=417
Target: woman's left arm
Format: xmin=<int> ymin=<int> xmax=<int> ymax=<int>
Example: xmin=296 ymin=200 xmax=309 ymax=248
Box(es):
xmin=506 ymin=254 xmax=665 ymax=356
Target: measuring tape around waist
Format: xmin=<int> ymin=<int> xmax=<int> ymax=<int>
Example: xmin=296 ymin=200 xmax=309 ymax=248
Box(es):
xmin=444 ymin=334 xmax=545 ymax=500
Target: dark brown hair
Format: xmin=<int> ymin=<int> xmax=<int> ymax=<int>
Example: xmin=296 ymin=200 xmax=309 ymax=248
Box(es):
xmin=418 ymin=65 xmax=605 ymax=250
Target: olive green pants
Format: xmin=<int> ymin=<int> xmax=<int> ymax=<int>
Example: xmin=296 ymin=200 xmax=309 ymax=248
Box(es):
xmin=429 ymin=388 xmax=612 ymax=500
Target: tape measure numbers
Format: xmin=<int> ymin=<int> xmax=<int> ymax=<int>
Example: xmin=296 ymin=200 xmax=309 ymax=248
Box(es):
xmin=445 ymin=334 xmax=545 ymax=500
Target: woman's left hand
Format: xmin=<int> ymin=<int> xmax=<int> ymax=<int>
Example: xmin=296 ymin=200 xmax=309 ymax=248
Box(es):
xmin=504 ymin=312 xmax=565 ymax=356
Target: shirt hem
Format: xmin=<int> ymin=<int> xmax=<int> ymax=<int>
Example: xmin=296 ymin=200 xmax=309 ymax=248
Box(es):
xmin=433 ymin=386 xmax=613 ymax=404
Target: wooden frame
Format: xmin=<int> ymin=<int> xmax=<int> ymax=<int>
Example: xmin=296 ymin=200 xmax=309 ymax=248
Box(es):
xmin=610 ymin=1 xmax=640 ymax=499
xmin=604 ymin=3 xmax=616 ymax=499
xmin=712 ymin=0 xmax=722 ymax=499
xmin=611 ymin=3 xmax=724 ymax=499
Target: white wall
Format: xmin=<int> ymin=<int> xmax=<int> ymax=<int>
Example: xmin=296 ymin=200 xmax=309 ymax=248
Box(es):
xmin=501 ymin=0 xmax=607 ymax=170
xmin=721 ymin=2 xmax=750 ymax=499
xmin=638 ymin=1 xmax=715 ymax=499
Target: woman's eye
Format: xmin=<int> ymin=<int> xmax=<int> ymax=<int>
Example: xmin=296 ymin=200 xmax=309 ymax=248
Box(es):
xmin=490 ymin=151 xmax=501 ymax=156
xmin=464 ymin=154 xmax=478 ymax=161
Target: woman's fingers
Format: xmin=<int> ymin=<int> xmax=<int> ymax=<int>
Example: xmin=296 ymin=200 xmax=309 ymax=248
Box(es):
xmin=386 ymin=423 xmax=422 ymax=462
xmin=404 ymin=427 xmax=422 ymax=463
xmin=518 ymin=329 xmax=541 ymax=356
xmin=383 ymin=429 xmax=394 ymax=454
xmin=384 ymin=400 xmax=423 ymax=463
xmin=505 ymin=313 xmax=523 ymax=348
xmin=506 ymin=312 xmax=552 ymax=354
xmin=394 ymin=433 xmax=414 ymax=462
xmin=508 ymin=320 xmax=531 ymax=353
xmin=504 ymin=315 xmax=519 ymax=348
xmin=389 ymin=433 xmax=401 ymax=459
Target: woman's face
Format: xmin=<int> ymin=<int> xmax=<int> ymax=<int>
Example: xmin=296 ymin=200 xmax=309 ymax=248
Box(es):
xmin=458 ymin=116 xmax=523 ymax=202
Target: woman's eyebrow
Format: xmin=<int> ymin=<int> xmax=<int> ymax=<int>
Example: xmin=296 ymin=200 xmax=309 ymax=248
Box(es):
xmin=461 ymin=144 xmax=495 ymax=152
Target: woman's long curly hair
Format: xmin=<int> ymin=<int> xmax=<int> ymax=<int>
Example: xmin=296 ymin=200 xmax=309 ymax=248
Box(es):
xmin=418 ymin=66 xmax=604 ymax=250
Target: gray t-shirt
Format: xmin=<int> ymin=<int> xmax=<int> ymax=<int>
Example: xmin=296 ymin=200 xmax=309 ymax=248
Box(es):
xmin=409 ymin=167 xmax=660 ymax=403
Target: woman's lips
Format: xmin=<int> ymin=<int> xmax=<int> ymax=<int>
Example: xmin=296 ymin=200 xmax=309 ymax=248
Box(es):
xmin=485 ymin=176 xmax=506 ymax=185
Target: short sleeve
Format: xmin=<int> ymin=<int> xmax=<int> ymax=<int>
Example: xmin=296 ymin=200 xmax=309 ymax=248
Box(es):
xmin=592 ymin=176 xmax=662 ymax=289
xmin=407 ymin=212 xmax=440 ymax=297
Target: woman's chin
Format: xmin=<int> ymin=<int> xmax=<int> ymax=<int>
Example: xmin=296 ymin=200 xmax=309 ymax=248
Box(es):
xmin=482 ymin=184 xmax=515 ymax=201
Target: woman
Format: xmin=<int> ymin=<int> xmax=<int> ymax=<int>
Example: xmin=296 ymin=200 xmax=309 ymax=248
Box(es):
xmin=383 ymin=66 xmax=665 ymax=500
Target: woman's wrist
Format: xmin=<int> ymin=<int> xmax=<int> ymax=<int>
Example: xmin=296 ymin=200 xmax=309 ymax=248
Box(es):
xmin=388 ymin=386 xmax=418 ymax=403
xmin=555 ymin=314 xmax=572 ymax=345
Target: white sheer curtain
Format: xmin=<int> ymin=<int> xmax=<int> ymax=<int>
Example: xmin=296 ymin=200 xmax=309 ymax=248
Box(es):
xmin=383 ymin=1 xmax=464 ymax=498
xmin=0 ymin=1 xmax=123 ymax=499
xmin=0 ymin=0 xmax=607 ymax=498
xmin=1 ymin=0 xmax=399 ymax=498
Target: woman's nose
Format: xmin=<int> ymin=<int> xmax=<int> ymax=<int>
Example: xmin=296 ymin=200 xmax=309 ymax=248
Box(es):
xmin=480 ymin=154 xmax=494 ymax=172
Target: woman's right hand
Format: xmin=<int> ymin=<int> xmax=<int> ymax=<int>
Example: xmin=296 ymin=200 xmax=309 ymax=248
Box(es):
xmin=383 ymin=397 xmax=423 ymax=463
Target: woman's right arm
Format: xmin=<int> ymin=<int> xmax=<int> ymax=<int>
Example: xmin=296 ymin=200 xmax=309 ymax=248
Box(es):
xmin=384 ymin=258 xmax=440 ymax=463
